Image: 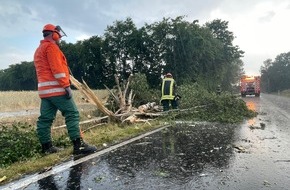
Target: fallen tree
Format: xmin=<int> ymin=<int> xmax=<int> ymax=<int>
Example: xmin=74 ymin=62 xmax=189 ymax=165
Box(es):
xmin=70 ymin=74 xmax=161 ymax=123
xmin=70 ymin=75 xmax=116 ymax=119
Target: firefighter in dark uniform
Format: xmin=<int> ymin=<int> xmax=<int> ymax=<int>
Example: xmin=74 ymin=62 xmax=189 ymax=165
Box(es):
xmin=161 ymin=73 xmax=178 ymax=111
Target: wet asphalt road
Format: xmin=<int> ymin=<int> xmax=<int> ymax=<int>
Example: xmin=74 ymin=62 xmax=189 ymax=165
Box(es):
xmin=2 ymin=93 xmax=290 ymax=190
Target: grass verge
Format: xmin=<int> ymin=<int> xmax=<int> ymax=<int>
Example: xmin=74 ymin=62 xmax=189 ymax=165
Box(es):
xmin=0 ymin=120 xmax=163 ymax=185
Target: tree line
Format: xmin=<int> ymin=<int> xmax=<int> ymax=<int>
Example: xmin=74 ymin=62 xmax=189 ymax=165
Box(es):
xmin=260 ymin=52 xmax=290 ymax=93
xmin=0 ymin=16 xmax=244 ymax=91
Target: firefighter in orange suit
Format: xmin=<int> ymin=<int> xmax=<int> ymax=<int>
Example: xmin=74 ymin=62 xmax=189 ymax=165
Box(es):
xmin=34 ymin=24 xmax=96 ymax=155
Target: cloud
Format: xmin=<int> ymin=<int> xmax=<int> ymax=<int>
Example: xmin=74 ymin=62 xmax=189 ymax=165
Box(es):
xmin=258 ymin=11 xmax=275 ymax=23
xmin=0 ymin=0 xmax=290 ymax=75
xmin=204 ymin=0 xmax=290 ymax=75
xmin=0 ymin=47 xmax=34 ymax=70
xmin=74 ymin=34 xmax=92 ymax=41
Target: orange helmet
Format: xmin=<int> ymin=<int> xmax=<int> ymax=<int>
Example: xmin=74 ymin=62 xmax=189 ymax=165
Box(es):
xmin=43 ymin=24 xmax=57 ymax=32
xmin=42 ymin=24 xmax=67 ymax=40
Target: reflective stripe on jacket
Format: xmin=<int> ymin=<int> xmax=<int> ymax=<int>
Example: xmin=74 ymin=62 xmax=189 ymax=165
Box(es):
xmin=161 ymin=78 xmax=175 ymax=100
xmin=34 ymin=40 xmax=70 ymax=98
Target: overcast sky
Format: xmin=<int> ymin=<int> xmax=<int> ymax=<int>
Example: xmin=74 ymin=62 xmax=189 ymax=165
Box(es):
xmin=1 ymin=0 xmax=290 ymax=75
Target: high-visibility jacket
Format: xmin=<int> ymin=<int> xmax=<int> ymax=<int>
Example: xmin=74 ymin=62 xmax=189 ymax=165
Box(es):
xmin=161 ymin=78 xmax=176 ymax=100
xmin=34 ymin=40 xmax=70 ymax=98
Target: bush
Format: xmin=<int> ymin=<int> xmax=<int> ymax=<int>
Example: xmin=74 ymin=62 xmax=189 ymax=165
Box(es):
xmin=177 ymin=83 xmax=257 ymax=123
xmin=0 ymin=123 xmax=71 ymax=167
xmin=130 ymin=73 xmax=160 ymax=106
xmin=177 ymin=83 xmax=205 ymax=108
xmin=0 ymin=124 xmax=40 ymax=167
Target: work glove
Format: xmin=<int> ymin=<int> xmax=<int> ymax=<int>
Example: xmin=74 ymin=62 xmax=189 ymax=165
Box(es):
xmin=174 ymin=95 xmax=181 ymax=101
xmin=65 ymin=86 xmax=72 ymax=99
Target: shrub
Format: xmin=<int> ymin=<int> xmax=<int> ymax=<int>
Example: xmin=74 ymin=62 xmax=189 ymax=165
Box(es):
xmin=0 ymin=123 xmax=71 ymax=167
xmin=177 ymin=83 xmax=257 ymax=123
xmin=0 ymin=124 xmax=40 ymax=167
xmin=130 ymin=73 xmax=160 ymax=106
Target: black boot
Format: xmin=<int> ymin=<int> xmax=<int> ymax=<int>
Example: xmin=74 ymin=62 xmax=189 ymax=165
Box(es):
xmin=41 ymin=142 xmax=59 ymax=154
xmin=73 ymin=138 xmax=97 ymax=155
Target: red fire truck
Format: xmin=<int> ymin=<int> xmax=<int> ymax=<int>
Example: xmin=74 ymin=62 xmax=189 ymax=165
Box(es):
xmin=240 ymin=75 xmax=261 ymax=97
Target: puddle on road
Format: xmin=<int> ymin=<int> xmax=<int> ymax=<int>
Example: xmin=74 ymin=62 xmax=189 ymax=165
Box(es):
xmin=244 ymin=97 xmax=266 ymax=130
xmin=246 ymin=100 xmax=256 ymax=111
xmin=20 ymin=122 xmax=238 ymax=190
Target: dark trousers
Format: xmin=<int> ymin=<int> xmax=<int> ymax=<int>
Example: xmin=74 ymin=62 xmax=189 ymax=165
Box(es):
xmin=37 ymin=95 xmax=80 ymax=144
xmin=161 ymin=99 xmax=178 ymax=111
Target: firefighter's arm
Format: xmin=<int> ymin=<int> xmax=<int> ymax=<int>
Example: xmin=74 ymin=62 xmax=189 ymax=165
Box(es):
xmin=173 ymin=81 xmax=177 ymax=96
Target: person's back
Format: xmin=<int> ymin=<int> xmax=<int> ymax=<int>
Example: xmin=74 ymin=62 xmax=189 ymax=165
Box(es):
xmin=34 ymin=39 xmax=70 ymax=98
xmin=161 ymin=73 xmax=178 ymax=111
